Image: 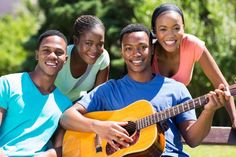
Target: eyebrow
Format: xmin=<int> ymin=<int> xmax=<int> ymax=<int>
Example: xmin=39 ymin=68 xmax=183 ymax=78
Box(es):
xmin=41 ymin=46 xmax=65 ymax=51
xmin=158 ymin=23 xmax=181 ymax=28
xmin=85 ymin=40 xmax=104 ymax=44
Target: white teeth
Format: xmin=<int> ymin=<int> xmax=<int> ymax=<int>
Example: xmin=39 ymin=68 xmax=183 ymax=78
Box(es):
xmin=132 ymin=60 xmax=142 ymax=64
xmin=88 ymin=54 xmax=96 ymax=59
xmin=46 ymin=62 xmax=57 ymax=67
xmin=165 ymin=40 xmax=175 ymax=45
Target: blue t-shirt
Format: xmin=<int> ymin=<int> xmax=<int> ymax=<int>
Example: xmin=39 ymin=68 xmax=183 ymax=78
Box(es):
xmin=0 ymin=72 xmax=72 ymax=156
xmin=79 ymin=74 xmax=196 ymax=157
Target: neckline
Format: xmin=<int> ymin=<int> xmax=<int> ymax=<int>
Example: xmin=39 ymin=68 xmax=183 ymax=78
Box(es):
xmin=125 ymin=73 xmax=159 ymax=84
xmin=26 ymin=72 xmax=55 ymax=96
xmin=69 ymin=45 xmax=90 ymax=79
xmin=154 ymin=44 xmax=181 ymax=79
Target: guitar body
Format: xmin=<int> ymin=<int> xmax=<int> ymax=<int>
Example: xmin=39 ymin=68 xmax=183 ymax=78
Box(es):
xmin=63 ymin=100 xmax=165 ymax=157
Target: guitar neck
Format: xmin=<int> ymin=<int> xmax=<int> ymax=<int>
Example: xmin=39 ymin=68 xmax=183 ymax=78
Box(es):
xmin=136 ymin=95 xmax=208 ymax=130
xmin=136 ymin=83 xmax=236 ymax=130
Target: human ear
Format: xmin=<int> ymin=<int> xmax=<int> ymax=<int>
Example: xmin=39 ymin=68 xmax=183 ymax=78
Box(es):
xmin=120 ymin=47 xmax=125 ymax=58
xmin=73 ymin=35 xmax=79 ymax=45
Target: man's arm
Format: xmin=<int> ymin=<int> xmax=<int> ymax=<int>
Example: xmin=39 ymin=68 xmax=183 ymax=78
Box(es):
xmin=179 ymin=84 xmax=230 ymax=147
xmin=60 ymin=102 xmax=133 ymax=150
xmin=51 ymin=126 xmax=65 ymax=156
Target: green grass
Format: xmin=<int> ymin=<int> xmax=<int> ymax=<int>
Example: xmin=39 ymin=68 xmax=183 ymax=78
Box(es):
xmin=184 ymin=144 xmax=236 ymax=157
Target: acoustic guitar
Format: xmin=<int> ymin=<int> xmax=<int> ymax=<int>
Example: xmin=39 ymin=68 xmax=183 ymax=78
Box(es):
xmin=63 ymin=84 xmax=236 ymax=157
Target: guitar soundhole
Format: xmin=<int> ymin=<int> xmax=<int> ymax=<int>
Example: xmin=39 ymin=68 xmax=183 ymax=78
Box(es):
xmin=123 ymin=121 xmax=136 ymax=136
xmin=106 ymin=121 xmax=139 ymax=155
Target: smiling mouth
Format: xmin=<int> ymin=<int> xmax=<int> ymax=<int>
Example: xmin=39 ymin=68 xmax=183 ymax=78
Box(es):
xmin=88 ymin=54 xmax=98 ymax=59
xmin=164 ymin=40 xmax=176 ymax=46
xmin=131 ymin=59 xmax=143 ymax=65
xmin=45 ymin=62 xmax=57 ymax=67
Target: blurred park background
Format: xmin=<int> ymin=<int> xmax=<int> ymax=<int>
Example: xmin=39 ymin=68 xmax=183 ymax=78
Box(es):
xmin=0 ymin=0 xmax=236 ymax=127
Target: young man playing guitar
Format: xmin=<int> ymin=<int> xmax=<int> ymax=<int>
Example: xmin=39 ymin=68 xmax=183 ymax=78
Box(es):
xmin=60 ymin=24 xmax=231 ymax=157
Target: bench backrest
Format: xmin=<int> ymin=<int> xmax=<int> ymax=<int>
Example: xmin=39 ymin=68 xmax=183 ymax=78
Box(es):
xmin=182 ymin=126 xmax=236 ymax=145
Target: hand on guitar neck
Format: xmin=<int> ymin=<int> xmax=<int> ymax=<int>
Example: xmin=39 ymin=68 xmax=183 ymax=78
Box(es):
xmin=204 ymin=84 xmax=231 ymax=113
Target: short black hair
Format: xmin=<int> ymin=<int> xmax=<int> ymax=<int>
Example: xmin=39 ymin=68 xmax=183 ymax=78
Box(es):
xmin=37 ymin=29 xmax=68 ymax=49
xmin=120 ymin=24 xmax=150 ymax=44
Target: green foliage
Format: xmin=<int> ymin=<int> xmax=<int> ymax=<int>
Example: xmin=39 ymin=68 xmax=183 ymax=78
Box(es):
xmin=38 ymin=0 xmax=104 ymax=42
xmin=0 ymin=10 xmax=39 ymax=75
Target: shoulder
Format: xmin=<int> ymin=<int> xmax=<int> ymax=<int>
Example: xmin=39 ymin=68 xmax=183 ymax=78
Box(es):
xmin=89 ymin=79 xmax=119 ymax=94
xmin=0 ymin=73 xmax=25 ymax=98
xmin=0 ymin=73 xmax=24 ymax=83
xmin=54 ymin=89 xmax=72 ymax=108
xmin=94 ymin=49 xmax=110 ymax=68
xmin=67 ymin=44 xmax=74 ymax=55
xmin=102 ymin=49 xmax=109 ymax=57
xmin=181 ymin=34 xmax=205 ymax=61
xmin=163 ymin=77 xmax=192 ymax=101
xmin=182 ymin=34 xmax=205 ymax=46
xmin=162 ymin=76 xmax=188 ymax=90
xmin=97 ymin=79 xmax=116 ymax=89
xmin=98 ymin=49 xmax=110 ymax=61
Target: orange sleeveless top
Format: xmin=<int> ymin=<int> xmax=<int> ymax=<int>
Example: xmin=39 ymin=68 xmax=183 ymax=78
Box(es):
xmin=152 ymin=34 xmax=205 ymax=85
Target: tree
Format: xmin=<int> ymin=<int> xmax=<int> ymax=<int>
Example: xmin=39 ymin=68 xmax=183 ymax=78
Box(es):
xmin=0 ymin=0 xmax=40 ymax=75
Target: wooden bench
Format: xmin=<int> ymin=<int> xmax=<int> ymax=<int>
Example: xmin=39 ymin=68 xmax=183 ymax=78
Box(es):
xmin=182 ymin=126 xmax=236 ymax=145
xmin=201 ymin=126 xmax=236 ymax=145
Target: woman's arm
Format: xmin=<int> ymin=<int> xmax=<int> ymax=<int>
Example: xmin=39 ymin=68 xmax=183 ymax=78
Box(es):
xmin=198 ymin=47 xmax=236 ymax=128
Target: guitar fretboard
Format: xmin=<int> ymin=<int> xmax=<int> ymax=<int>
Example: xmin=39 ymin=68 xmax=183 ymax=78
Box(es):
xmin=136 ymin=83 xmax=236 ymax=130
xmin=136 ymin=95 xmax=208 ymax=130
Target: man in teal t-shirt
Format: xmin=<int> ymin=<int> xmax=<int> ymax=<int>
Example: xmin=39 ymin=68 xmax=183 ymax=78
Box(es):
xmin=0 ymin=30 xmax=72 ymax=156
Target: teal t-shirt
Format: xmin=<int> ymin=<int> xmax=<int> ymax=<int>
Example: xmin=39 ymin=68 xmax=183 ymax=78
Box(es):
xmin=0 ymin=72 xmax=72 ymax=156
xmin=55 ymin=44 xmax=110 ymax=101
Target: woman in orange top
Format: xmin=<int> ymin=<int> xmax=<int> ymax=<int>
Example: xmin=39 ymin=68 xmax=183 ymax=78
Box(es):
xmin=151 ymin=3 xmax=236 ymax=128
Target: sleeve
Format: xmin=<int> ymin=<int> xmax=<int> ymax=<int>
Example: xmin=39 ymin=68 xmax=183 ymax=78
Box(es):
xmin=174 ymin=83 xmax=197 ymax=123
xmin=0 ymin=76 xmax=9 ymax=109
xmin=191 ymin=35 xmax=205 ymax=61
xmin=77 ymin=85 xmax=105 ymax=112
xmin=99 ymin=49 xmax=110 ymax=70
